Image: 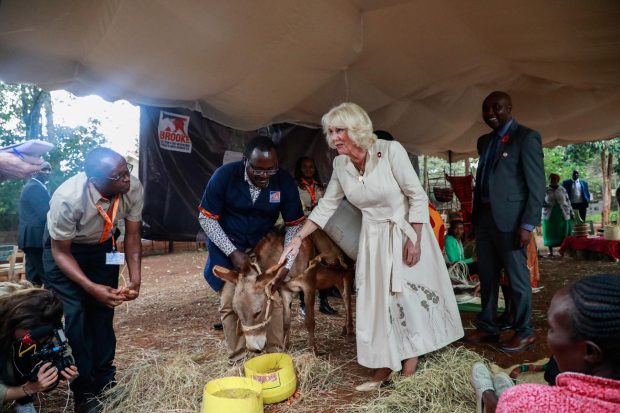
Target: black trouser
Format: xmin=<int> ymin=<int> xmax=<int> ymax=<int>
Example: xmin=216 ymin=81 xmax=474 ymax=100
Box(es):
xmin=299 ymin=289 xmax=330 ymax=306
xmin=23 ymin=247 xmax=44 ymax=285
xmin=43 ymin=238 xmax=119 ymax=403
xmin=571 ymin=202 xmax=588 ymax=221
xmin=475 ymin=205 xmax=533 ymax=337
xmin=466 ymin=262 xmax=478 ymax=276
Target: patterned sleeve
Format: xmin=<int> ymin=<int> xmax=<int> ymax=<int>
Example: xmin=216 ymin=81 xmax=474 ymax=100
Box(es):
xmin=284 ymin=224 xmax=302 ymax=270
xmin=198 ymin=213 xmax=236 ymax=256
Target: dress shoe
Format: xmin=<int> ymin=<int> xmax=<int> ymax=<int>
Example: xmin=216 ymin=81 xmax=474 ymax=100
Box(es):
xmin=319 ymin=298 xmax=338 ymax=315
xmin=212 ymin=322 xmax=223 ymax=331
xmin=496 ymin=319 xmax=514 ymax=331
xmin=354 ymin=378 xmax=392 ymax=391
xmin=471 ymin=362 xmax=494 ymax=413
xmin=463 ymin=329 xmax=499 ymax=344
xmin=499 ymin=334 xmax=535 ymax=353
xmin=493 ymin=372 xmax=515 ymax=398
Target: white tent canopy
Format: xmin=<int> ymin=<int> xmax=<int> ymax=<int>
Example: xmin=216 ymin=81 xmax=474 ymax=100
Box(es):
xmin=1 ymin=0 xmax=619 ymax=159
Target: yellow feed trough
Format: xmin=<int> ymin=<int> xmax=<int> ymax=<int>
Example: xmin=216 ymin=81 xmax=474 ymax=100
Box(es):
xmin=202 ymin=376 xmax=263 ymax=413
xmin=244 ymin=353 xmax=297 ymax=404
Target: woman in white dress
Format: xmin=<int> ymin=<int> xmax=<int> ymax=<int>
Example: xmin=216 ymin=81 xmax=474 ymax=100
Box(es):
xmin=279 ymin=102 xmax=463 ymax=390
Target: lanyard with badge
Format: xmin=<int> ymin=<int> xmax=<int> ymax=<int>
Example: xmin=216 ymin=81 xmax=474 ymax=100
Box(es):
xmin=89 ymin=185 xmax=124 ymax=265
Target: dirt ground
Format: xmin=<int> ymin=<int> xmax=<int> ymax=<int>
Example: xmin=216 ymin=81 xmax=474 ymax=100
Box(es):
xmin=40 ymin=246 xmax=618 ymax=412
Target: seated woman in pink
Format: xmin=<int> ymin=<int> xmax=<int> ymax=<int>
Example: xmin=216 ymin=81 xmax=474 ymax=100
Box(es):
xmin=474 ymin=274 xmax=620 ymax=413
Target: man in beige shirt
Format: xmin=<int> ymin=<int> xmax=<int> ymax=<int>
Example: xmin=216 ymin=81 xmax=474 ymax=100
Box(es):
xmin=43 ymin=147 xmax=143 ymax=413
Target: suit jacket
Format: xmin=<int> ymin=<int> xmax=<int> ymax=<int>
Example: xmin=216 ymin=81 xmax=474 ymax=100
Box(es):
xmin=472 ymin=121 xmax=545 ymax=233
xmin=561 ymin=179 xmax=590 ymax=205
xmin=18 ymin=178 xmax=51 ymax=249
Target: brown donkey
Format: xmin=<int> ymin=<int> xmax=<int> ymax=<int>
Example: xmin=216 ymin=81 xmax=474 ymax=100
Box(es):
xmin=213 ymin=230 xmax=354 ymax=354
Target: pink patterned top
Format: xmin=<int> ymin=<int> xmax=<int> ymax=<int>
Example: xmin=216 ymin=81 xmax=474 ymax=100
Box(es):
xmin=497 ymin=372 xmax=620 ymax=413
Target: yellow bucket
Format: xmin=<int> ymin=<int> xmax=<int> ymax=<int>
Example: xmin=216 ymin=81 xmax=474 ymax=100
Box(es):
xmin=244 ymin=353 xmax=296 ymax=404
xmin=202 ymin=376 xmax=263 ymax=413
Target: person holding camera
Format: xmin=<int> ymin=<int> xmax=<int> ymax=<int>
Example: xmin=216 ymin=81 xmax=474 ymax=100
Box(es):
xmin=0 ymin=286 xmax=78 ymax=413
xmin=43 ymin=148 xmax=143 ymax=413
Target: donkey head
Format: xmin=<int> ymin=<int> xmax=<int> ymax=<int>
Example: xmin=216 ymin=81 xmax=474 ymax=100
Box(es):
xmin=213 ymin=261 xmax=286 ymax=351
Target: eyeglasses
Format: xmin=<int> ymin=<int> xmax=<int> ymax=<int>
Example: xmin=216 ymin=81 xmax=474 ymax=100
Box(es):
xmin=102 ymin=164 xmax=133 ymax=181
xmin=246 ymin=160 xmax=278 ymax=177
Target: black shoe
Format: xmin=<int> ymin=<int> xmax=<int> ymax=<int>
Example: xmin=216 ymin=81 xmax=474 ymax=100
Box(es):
xmin=326 ymin=287 xmax=342 ymax=299
xmin=319 ymin=298 xmax=338 ymax=315
xmin=213 ymin=322 xmax=223 ymax=331
xmin=75 ymin=396 xmax=102 ymax=413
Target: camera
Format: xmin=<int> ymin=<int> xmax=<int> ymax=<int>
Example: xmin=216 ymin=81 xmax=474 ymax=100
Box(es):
xmin=13 ymin=325 xmax=76 ymax=389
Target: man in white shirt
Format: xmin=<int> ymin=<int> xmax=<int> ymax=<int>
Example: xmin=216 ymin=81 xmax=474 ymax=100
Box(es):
xmin=562 ymin=170 xmax=591 ymax=221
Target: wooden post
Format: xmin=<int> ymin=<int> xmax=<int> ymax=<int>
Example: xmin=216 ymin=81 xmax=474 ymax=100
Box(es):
xmin=422 ymin=156 xmax=429 ymax=193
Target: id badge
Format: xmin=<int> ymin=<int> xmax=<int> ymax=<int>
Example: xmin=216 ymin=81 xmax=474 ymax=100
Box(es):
xmin=105 ymin=252 xmax=125 ymax=265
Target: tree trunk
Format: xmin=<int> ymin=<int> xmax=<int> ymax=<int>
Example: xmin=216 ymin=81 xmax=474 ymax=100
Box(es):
xmin=20 ymin=86 xmax=45 ymax=140
xmin=601 ymin=149 xmax=612 ymax=225
xmin=43 ymin=92 xmax=56 ymax=144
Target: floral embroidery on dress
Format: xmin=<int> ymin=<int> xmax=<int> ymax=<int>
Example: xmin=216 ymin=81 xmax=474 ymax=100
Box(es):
xmin=397 ymin=303 xmax=406 ymax=326
xmin=389 ymin=295 xmax=418 ymax=356
xmin=405 ymin=282 xmax=457 ymax=343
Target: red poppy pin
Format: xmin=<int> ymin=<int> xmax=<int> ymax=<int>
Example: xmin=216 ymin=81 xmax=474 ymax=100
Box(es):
xmin=501 ymin=135 xmax=510 ymax=144
xmin=377 ymin=152 xmax=382 ymax=158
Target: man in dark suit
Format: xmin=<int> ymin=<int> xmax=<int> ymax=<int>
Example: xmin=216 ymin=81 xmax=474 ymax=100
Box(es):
xmin=562 ymin=169 xmax=590 ymax=221
xmin=18 ymin=162 xmax=52 ymax=285
xmin=465 ymin=91 xmax=545 ymax=352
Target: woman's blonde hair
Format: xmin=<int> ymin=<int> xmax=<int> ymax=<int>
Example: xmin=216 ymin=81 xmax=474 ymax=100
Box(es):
xmin=321 ymin=103 xmax=377 ymax=150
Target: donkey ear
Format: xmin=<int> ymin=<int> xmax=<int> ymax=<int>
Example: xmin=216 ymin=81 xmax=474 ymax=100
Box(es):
xmin=212 ymin=266 xmax=239 ymax=284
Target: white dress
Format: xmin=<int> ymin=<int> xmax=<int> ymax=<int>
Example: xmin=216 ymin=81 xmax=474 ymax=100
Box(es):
xmin=309 ymin=140 xmax=464 ymax=371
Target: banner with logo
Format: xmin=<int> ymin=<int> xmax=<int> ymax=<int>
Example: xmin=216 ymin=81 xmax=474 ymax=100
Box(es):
xmin=157 ymin=111 xmax=192 ymax=153
xmin=139 ymin=106 xmax=330 ymax=241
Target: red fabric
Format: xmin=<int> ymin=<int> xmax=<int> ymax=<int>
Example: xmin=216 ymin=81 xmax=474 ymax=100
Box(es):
xmin=559 ymin=236 xmax=620 ymax=261
xmin=445 ymin=174 xmax=473 ymax=215
xmin=497 ymin=373 xmax=620 ymax=413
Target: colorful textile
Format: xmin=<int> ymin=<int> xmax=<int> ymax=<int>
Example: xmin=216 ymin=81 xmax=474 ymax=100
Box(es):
xmin=497 ymin=372 xmax=620 ymax=413
xmin=542 ymin=203 xmax=572 ymax=247
xmin=560 ymin=236 xmax=620 ymax=261
xmin=444 ymin=234 xmax=472 ymax=264
xmin=445 ymin=174 xmax=473 ymax=215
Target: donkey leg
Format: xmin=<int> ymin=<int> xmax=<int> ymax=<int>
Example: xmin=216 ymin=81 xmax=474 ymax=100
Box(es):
xmin=342 ymin=271 xmax=354 ymax=337
xmin=302 ymin=285 xmax=318 ymax=354
xmin=280 ymin=288 xmax=293 ymax=349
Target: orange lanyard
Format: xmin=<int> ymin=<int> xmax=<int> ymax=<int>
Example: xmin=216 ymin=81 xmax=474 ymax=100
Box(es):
xmin=302 ymin=178 xmax=317 ymax=204
xmin=88 ymin=184 xmax=120 ymax=246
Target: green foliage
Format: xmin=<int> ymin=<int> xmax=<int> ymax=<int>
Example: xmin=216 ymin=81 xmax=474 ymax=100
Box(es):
xmin=0 ymin=82 xmax=107 ymax=217
xmin=543 ymin=146 xmax=581 ymax=183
